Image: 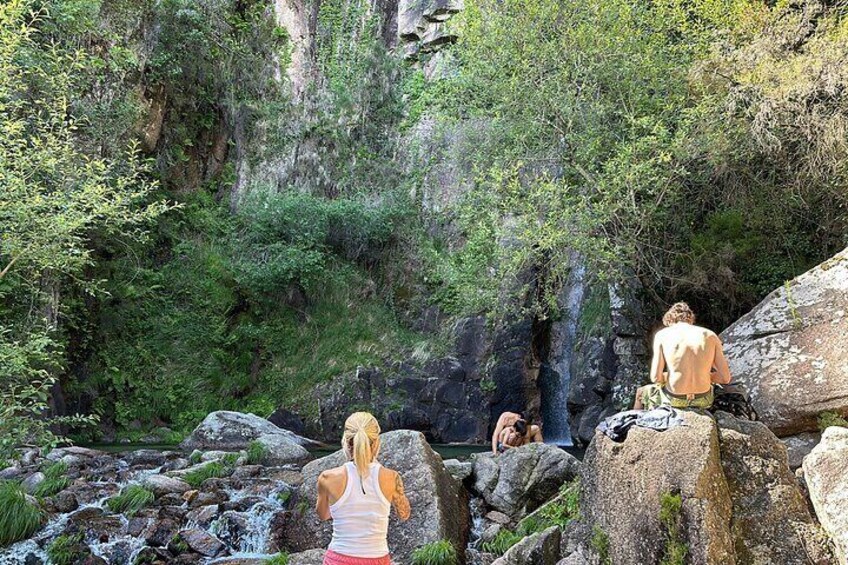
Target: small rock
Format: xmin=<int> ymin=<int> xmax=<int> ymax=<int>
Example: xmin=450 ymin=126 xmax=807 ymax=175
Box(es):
xmin=0 ymin=465 xmax=22 ymax=480
xmin=21 ymin=472 xmax=45 ymax=494
xmin=185 ymin=504 xmax=219 ymax=527
xmin=178 ymin=528 xmax=227 ymax=557
xmin=182 ymin=489 xmax=199 ymax=504
xmin=781 ymin=432 xmax=822 ymax=470
xmin=143 ymin=474 xmax=191 ymax=496
xmin=126 ymin=449 xmax=167 ymax=467
xmin=443 ymin=458 xmax=473 ymax=482
xmin=493 ymin=526 xmax=562 ymax=565
xmin=145 ymin=518 xmax=180 ymax=547
xmin=52 ymin=491 xmax=79 ymax=513
xmin=485 ymin=510 xmax=512 ymax=525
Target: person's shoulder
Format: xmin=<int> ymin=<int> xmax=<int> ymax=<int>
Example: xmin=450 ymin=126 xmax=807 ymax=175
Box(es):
xmin=698 ymin=326 xmax=719 ymax=339
xmin=319 ymin=465 xmax=347 ymax=483
xmin=654 ymin=327 xmax=671 ymax=341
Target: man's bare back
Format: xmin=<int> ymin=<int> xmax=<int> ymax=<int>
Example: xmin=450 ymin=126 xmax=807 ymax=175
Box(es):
xmin=652 ymin=323 xmax=732 ymax=395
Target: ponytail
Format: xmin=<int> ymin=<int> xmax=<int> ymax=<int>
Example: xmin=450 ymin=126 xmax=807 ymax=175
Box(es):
xmin=342 ymin=412 xmax=381 ymax=482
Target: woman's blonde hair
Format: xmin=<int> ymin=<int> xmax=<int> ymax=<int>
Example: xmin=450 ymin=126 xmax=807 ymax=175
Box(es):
xmin=342 ymin=412 xmax=381 ymax=479
xmin=662 ymin=302 xmax=696 ymax=327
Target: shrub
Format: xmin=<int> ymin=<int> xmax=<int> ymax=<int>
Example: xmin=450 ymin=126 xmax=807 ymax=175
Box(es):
xmin=264 ymin=554 xmax=290 ymax=565
xmin=221 ymin=452 xmax=239 ymax=467
xmin=246 ymin=440 xmax=268 ymax=465
xmin=818 ymin=411 xmax=848 ymax=431
xmin=182 ymin=461 xmax=229 ymax=488
xmin=33 ymin=461 xmax=70 ymax=498
xmin=410 ymin=540 xmax=459 ymax=565
xmin=481 ymin=529 xmax=523 ymax=556
xmin=189 ymin=451 xmax=203 ymax=465
xmin=107 ymin=485 xmax=155 ymax=515
xmin=0 ymin=481 xmax=44 ymax=547
xmin=47 ymin=533 xmax=87 ymax=565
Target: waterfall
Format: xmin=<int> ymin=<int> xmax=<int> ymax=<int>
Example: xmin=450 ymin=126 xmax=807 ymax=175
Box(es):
xmin=541 ymin=258 xmax=587 ymax=446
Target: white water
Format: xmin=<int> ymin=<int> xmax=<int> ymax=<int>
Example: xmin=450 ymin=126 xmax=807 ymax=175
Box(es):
xmin=0 ymin=459 xmax=289 ymax=565
xmin=542 ymin=258 xmax=587 ymax=446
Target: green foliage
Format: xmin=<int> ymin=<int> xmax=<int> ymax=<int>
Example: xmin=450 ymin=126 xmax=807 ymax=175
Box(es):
xmin=276 ymin=490 xmax=291 ymax=505
xmin=107 ymin=485 xmax=155 ymax=515
xmin=189 ymin=451 xmax=203 ymax=465
xmin=479 ymin=379 xmax=497 ymax=394
xmin=590 ymin=526 xmax=611 ymax=565
xmin=0 ymin=481 xmax=44 ymax=547
xmin=410 ymin=540 xmax=459 ymax=565
xmin=264 ymin=554 xmax=290 ymax=565
xmin=33 ymin=462 xmax=70 ymax=498
xmin=514 ymin=479 xmax=581 ymax=536
xmin=818 ymin=411 xmax=848 ymax=431
xmin=481 ymin=529 xmax=523 ymax=556
xmin=182 ymin=461 xmax=229 ymax=488
xmin=246 ymin=441 xmax=268 ymax=465
xmin=47 ymin=533 xmax=87 ymax=565
xmin=659 ymin=492 xmax=688 ymax=565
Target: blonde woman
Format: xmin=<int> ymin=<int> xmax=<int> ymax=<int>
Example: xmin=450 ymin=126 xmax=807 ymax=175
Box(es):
xmin=316 ymin=412 xmax=411 ymax=565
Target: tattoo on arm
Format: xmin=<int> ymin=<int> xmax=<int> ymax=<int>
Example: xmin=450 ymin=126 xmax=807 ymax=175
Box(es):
xmin=392 ymin=472 xmax=411 ymax=521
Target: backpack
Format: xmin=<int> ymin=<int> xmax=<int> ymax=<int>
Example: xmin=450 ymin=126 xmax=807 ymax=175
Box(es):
xmin=709 ymin=383 xmax=759 ymax=421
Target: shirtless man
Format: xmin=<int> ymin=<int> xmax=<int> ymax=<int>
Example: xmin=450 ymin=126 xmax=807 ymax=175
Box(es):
xmin=491 ymin=412 xmax=543 ymax=454
xmin=633 ymin=302 xmax=732 ymax=410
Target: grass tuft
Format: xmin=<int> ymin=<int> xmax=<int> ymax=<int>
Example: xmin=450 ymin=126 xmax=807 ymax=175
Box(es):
xmin=481 ymin=529 xmax=523 ymax=556
xmin=246 ymin=440 xmax=268 ymax=465
xmin=107 ymin=485 xmax=155 ymax=515
xmin=591 ymin=526 xmax=611 ymax=565
xmin=659 ymin=492 xmax=688 ymax=565
xmin=47 ymin=533 xmax=87 ymax=565
xmin=410 ymin=540 xmax=459 ymax=565
xmin=182 ymin=461 xmax=229 ymax=488
xmin=33 ymin=461 xmax=70 ymax=498
xmin=264 ymin=553 xmax=290 ymax=565
xmin=818 ymin=411 xmax=848 ymax=431
xmin=0 ymin=481 xmax=44 ymax=547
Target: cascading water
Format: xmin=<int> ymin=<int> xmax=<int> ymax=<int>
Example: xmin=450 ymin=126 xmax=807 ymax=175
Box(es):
xmin=541 ymin=258 xmax=587 ymax=446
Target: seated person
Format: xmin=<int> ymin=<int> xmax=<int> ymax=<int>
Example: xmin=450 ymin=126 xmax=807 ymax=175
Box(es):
xmin=497 ymin=418 xmax=543 ymax=451
xmin=633 ymin=302 xmax=732 ymax=410
xmin=491 ymin=411 xmax=523 ymax=455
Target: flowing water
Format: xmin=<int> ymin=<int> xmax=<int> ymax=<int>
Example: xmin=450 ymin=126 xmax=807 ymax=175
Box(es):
xmin=541 ymin=258 xmax=588 ymax=446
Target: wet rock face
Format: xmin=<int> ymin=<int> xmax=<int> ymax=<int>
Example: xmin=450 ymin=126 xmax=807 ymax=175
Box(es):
xmin=721 ymin=247 xmax=848 ymax=436
xmin=281 ymin=430 xmax=469 ymax=562
xmin=470 ymin=444 xmax=580 ymax=520
xmin=803 ymin=426 xmax=848 ymax=565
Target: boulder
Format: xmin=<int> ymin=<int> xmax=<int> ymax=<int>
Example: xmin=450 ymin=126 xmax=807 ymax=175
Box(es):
xmin=180 ymin=411 xmax=318 ymax=453
xmin=280 ymin=430 xmax=469 ymax=563
xmin=63 ymin=507 xmax=124 ymax=540
xmin=721 ymin=247 xmax=848 ymax=436
xmin=716 ymin=413 xmax=815 ymax=564
xmin=143 ymin=474 xmax=191 ymax=497
xmin=492 ymin=526 xmax=562 ymax=565
xmin=581 ymin=411 xmax=736 ymax=564
xmin=443 ymin=458 xmax=473 ymax=482
xmin=21 ymin=472 xmax=45 ymax=494
xmin=125 ymin=449 xmax=167 ymax=467
xmin=781 ymin=432 xmax=821 ymax=470
xmin=471 ymin=444 xmax=580 ymax=519
xmin=803 ymin=426 xmax=848 ymax=565
xmin=255 ymin=433 xmax=311 ymax=466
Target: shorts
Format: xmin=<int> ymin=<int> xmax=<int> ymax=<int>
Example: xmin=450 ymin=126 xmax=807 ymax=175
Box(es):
xmin=642 ymin=383 xmax=714 ymax=410
xmin=323 ymin=550 xmax=391 ymax=565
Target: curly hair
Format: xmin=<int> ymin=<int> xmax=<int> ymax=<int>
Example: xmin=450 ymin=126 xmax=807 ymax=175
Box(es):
xmin=662 ymin=302 xmax=696 ymax=326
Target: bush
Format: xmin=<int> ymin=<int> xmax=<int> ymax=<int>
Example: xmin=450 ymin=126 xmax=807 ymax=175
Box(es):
xmin=47 ymin=533 xmax=87 ymax=565
xmin=33 ymin=461 xmax=70 ymax=498
xmin=0 ymin=481 xmax=44 ymax=547
xmin=182 ymin=461 xmax=229 ymax=488
xmin=246 ymin=440 xmax=268 ymax=465
xmin=410 ymin=540 xmax=459 ymax=565
xmin=818 ymin=411 xmax=848 ymax=431
xmin=107 ymin=485 xmax=155 ymax=515
xmin=590 ymin=526 xmax=611 ymax=565
xmin=481 ymin=529 xmax=523 ymax=556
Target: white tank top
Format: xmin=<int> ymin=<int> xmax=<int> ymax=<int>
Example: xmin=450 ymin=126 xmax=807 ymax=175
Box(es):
xmin=328 ymin=461 xmax=391 ymax=558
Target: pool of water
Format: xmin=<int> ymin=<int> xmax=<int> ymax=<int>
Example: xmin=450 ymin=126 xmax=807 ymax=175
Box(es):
xmin=86 ymin=442 xmax=584 ymax=461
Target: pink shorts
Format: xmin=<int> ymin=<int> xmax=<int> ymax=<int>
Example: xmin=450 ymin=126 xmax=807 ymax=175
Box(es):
xmin=323 ymin=550 xmax=391 ymax=565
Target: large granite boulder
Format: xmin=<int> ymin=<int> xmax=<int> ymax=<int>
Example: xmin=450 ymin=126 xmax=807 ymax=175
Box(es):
xmin=716 ymin=413 xmax=815 ymax=564
xmin=471 ymin=444 xmax=580 ymax=519
xmin=803 ymin=426 xmax=848 ymax=565
xmin=280 ymin=430 xmax=469 ymax=563
xmin=180 ymin=411 xmax=314 ymax=464
xmin=581 ymin=411 xmax=736 ymax=564
xmin=721 ymin=248 xmax=848 ymax=436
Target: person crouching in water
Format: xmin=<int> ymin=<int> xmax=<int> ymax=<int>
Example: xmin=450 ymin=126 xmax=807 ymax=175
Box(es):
xmin=633 ymin=302 xmax=732 ymax=410
xmin=316 ymin=412 xmax=411 ymax=565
